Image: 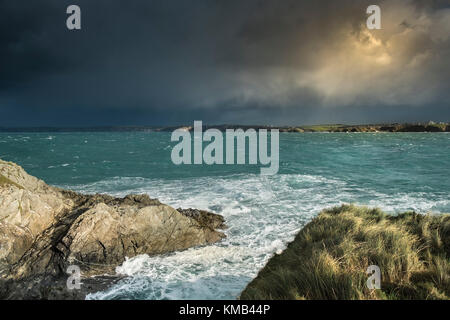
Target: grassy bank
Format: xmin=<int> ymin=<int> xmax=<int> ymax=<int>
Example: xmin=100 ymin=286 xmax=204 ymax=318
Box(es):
xmin=240 ymin=205 xmax=450 ymax=300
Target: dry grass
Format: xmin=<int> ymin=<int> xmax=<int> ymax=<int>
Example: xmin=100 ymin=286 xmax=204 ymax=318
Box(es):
xmin=240 ymin=204 xmax=450 ymax=300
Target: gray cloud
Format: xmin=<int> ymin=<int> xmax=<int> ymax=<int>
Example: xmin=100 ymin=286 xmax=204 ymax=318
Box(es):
xmin=0 ymin=0 xmax=449 ymax=126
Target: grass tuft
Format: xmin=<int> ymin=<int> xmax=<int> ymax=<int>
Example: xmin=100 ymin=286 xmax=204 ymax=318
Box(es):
xmin=240 ymin=205 xmax=450 ymax=300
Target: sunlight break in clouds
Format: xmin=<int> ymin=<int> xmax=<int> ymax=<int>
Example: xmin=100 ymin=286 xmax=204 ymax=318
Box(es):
xmin=222 ymin=0 xmax=450 ymax=109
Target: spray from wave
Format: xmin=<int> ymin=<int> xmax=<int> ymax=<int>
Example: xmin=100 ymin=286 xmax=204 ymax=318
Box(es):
xmin=63 ymin=173 xmax=449 ymax=300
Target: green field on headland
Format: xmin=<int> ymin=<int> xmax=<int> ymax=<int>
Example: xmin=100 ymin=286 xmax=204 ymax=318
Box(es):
xmin=280 ymin=122 xmax=450 ymax=133
xmin=241 ymin=205 xmax=450 ymax=300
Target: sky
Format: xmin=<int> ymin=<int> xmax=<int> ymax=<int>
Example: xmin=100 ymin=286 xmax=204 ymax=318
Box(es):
xmin=0 ymin=0 xmax=449 ymax=127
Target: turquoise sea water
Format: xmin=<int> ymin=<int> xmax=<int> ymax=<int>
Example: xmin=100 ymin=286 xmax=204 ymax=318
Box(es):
xmin=1 ymin=132 xmax=449 ymax=299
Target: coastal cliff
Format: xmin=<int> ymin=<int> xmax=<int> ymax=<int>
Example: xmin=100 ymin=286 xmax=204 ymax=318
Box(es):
xmin=241 ymin=205 xmax=450 ymax=300
xmin=0 ymin=159 xmax=226 ymax=299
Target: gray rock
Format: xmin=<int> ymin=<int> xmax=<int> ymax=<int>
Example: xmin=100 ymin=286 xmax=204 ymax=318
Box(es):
xmin=0 ymin=159 xmax=226 ymax=299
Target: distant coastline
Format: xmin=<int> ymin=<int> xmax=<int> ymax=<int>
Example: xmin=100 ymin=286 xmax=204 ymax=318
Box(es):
xmin=0 ymin=122 xmax=449 ymax=133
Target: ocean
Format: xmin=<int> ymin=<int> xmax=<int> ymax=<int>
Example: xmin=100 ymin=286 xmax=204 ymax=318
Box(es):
xmin=0 ymin=132 xmax=449 ymax=299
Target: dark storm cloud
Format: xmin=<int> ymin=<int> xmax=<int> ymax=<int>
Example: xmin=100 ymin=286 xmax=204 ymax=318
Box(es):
xmin=0 ymin=0 xmax=449 ymax=126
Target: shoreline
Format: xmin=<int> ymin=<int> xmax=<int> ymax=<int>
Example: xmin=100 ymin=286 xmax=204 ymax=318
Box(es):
xmin=0 ymin=159 xmax=226 ymax=299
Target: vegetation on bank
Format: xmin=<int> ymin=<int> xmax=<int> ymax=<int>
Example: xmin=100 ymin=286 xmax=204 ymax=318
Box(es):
xmin=240 ymin=205 xmax=450 ymax=300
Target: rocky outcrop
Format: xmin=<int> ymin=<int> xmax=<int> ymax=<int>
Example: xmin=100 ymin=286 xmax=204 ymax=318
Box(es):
xmin=0 ymin=159 xmax=226 ymax=299
xmin=167 ymin=123 xmax=449 ymax=133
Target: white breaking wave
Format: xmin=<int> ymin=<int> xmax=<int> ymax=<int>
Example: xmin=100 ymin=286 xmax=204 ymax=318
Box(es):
xmin=63 ymin=173 xmax=449 ymax=300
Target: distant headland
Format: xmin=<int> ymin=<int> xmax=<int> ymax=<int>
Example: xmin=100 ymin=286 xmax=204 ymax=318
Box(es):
xmin=0 ymin=122 xmax=448 ymax=133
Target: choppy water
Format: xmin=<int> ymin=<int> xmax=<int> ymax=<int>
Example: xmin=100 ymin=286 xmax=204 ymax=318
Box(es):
xmin=1 ymin=132 xmax=449 ymax=299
